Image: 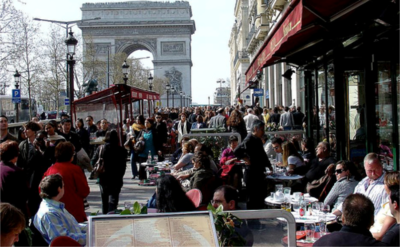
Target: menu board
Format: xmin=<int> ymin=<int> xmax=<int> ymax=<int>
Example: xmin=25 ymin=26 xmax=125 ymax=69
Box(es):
xmin=89 ymin=213 xmax=217 ymax=247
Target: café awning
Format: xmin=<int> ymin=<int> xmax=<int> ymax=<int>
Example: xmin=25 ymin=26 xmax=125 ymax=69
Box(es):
xmin=245 ymin=0 xmax=383 ymax=82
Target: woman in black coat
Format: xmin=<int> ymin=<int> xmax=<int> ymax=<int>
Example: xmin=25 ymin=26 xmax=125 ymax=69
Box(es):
xmin=92 ymin=130 xmax=127 ymax=214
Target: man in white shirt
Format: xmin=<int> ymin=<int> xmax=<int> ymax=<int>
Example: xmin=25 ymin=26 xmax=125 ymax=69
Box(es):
xmin=333 ymin=153 xmax=388 ymax=217
xmin=243 ymin=109 xmax=259 ymax=134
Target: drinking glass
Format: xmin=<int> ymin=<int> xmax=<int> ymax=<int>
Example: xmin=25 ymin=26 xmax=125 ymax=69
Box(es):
xmin=318 ymin=220 xmax=327 ymax=236
xmin=270 ymin=192 xmax=275 ymax=200
xmin=312 ymin=202 xmax=320 ymax=216
xmin=321 ymin=204 xmax=331 ymax=215
xmin=275 ymin=184 xmax=283 ymax=193
xmin=124 ymin=201 xmax=132 ymax=210
xmin=153 ymin=155 xmax=158 ymax=162
xmin=304 ymin=222 xmax=315 ymax=243
xmin=283 ymin=187 xmax=291 ymax=201
xmin=293 ymin=202 xmax=300 ymax=212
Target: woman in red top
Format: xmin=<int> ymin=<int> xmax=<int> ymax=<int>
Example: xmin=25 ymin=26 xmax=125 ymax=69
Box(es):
xmin=43 ymin=142 xmax=90 ymax=222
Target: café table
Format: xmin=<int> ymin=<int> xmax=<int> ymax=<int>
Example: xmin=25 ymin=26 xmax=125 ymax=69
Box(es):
xmin=265 ymin=193 xmax=318 ymax=206
xmin=266 ymin=174 xmax=303 ymax=181
xmin=281 ymin=231 xmax=330 ymax=247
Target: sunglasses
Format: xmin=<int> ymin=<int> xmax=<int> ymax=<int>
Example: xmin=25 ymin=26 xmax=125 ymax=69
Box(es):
xmin=335 ymin=169 xmax=345 ymax=174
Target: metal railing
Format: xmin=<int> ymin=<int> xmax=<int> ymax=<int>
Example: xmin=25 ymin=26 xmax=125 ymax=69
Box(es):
xmin=230 ymin=209 xmax=297 ymax=247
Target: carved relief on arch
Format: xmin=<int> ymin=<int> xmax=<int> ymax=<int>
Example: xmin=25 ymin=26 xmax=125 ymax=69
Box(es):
xmin=115 ymin=39 xmax=157 ymax=57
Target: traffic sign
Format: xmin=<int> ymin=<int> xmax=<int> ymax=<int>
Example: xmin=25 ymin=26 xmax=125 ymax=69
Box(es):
xmin=12 ymin=89 xmax=21 ymax=103
xmin=253 ymin=88 xmax=264 ymax=96
xmin=265 ymin=90 xmax=270 ymax=99
xmin=65 ymin=98 xmax=70 ymax=106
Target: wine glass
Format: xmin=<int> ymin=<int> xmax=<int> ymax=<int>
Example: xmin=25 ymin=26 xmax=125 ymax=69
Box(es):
xmin=312 ymin=202 xmax=320 ymax=216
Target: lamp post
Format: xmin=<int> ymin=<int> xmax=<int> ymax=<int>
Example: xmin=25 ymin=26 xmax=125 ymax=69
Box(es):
xmin=64 ymin=29 xmax=78 ymax=119
xmin=217 ymin=79 xmax=225 ymax=107
xmin=13 ymin=70 xmax=21 ymax=122
xmin=208 ymin=96 xmax=210 ymax=106
xmin=165 ymin=83 xmax=171 ymax=108
xmin=122 ymin=61 xmax=129 ymax=84
xmin=171 ymin=86 xmax=175 ymax=108
xmin=148 ymin=73 xmax=154 ymax=91
xmin=179 ymin=91 xmax=183 ymax=107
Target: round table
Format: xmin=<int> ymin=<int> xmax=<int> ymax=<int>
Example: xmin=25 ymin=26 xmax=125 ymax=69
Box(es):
xmin=265 ymin=194 xmax=318 ymax=206
xmin=281 ymin=231 xmax=330 ymax=247
xmin=266 ymin=174 xmax=304 ymax=180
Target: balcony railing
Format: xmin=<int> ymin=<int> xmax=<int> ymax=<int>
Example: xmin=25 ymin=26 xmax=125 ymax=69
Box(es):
xmin=246 ymin=25 xmax=256 ymax=45
xmin=233 ymin=51 xmax=249 ymax=66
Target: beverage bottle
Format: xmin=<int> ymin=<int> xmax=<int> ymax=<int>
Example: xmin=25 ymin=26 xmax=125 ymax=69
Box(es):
xmin=299 ymin=194 xmax=306 ymax=217
xmin=147 ymin=151 xmax=152 ymax=164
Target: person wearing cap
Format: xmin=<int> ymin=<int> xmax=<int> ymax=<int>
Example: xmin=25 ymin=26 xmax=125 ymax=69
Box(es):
xmin=209 ymin=107 xmax=227 ymax=131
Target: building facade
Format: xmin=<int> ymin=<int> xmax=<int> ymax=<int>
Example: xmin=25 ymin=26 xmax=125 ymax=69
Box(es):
xmin=229 ymin=0 xmax=299 ymax=108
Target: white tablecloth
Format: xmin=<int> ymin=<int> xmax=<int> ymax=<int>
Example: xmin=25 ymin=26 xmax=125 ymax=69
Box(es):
xmin=266 ymin=174 xmax=304 ymax=180
xmin=265 ymin=194 xmax=318 ymax=205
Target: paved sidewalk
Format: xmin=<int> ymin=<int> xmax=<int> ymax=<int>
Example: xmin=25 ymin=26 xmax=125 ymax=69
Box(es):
xmin=84 ymin=161 xmax=155 ymax=216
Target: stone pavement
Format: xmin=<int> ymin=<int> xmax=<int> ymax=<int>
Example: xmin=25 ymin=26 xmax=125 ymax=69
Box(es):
xmin=84 ymin=160 xmax=155 ymax=216
xmin=83 ymin=160 xmax=285 ymax=246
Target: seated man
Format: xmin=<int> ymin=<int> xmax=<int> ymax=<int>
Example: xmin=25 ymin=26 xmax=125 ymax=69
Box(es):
xmin=211 ymin=185 xmax=253 ymax=246
xmin=0 ymin=203 xmax=26 ymax=247
xmin=381 ymin=185 xmax=400 ymax=246
xmin=34 ymin=174 xmax=86 ymax=245
xmin=212 ymin=185 xmax=239 ymax=210
xmin=314 ymin=194 xmax=386 ymax=246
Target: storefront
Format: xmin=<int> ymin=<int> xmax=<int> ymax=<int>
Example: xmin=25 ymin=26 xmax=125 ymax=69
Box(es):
xmin=245 ymin=0 xmax=399 ymax=168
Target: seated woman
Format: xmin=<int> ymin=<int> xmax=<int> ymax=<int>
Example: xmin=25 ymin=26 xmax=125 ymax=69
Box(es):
xmin=281 ymin=141 xmax=305 ymax=174
xmin=219 ymin=135 xmax=243 ymax=190
xmin=189 ymin=151 xmax=215 ymax=203
xmin=371 ymin=171 xmax=399 ymax=240
xmin=190 ymin=115 xmax=206 ymax=130
xmin=323 ymin=160 xmax=360 ymax=211
xmin=156 ymin=174 xmax=196 ymax=212
xmin=173 ymin=142 xmax=194 ymax=171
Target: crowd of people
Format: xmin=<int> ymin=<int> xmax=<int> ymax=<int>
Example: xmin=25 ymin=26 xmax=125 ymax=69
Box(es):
xmin=0 ymin=101 xmax=398 ymax=246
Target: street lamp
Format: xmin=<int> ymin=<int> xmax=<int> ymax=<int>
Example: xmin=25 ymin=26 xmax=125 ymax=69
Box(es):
xmin=148 ymin=73 xmax=154 ymax=91
xmin=171 ymin=86 xmax=175 ymax=108
xmin=122 ymin=61 xmax=129 ymax=84
xmin=208 ymin=96 xmax=210 ymax=106
xmin=217 ymin=79 xmax=225 ymax=107
xmin=64 ymin=29 xmax=78 ymax=119
xmin=165 ymin=83 xmax=171 ymax=108
xmin=13 ymin=70 xmax=21 ymax=122
xmin=180 ymin=91 xmax=184 ymax=107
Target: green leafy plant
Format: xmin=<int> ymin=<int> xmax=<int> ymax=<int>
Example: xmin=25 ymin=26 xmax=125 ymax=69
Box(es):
xmin=120 ymin=202 xmax=148 ymax=215
xmin=207 ymin=203 xmax=246 ymax=246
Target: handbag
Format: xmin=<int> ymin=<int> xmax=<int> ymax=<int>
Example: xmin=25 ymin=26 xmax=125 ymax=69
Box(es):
xmin=133 ymin=131 xmax=145 ymax=153
xmin=306 ymin=173 xmax=335 ymax=201
xmin=76 ymin=148 xmax=93 ymax=172
xmin=89 ymin=145 xmax=105 ymax=179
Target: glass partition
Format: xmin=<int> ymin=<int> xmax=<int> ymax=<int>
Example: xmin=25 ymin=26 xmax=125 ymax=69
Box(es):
xmin=375 ymin=62 xmax=394 ymax=167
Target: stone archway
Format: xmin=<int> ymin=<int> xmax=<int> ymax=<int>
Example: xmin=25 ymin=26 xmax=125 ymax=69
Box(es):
xmin=79 ymin=1 xmax=196 ymax=107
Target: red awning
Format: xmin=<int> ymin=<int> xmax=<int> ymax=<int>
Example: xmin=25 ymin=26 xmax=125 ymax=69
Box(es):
xmin=131 ymin=87 xmax=160 ymax=100
xmin=245 ymin=0 xmax=374 ymax=82
xmin=73 ymin=84 xmax=160 ymax=105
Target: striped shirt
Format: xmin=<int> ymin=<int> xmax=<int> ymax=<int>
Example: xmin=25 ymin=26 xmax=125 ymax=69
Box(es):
xmin=324 ymin=176 xmax=359 ymax=211
xmin=34 ymin=198 xmax=87 ymax=246
xmin=337 ymin=172 xmax=388 ymax=216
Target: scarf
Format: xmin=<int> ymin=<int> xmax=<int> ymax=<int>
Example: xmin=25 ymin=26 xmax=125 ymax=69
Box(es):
xmin=177 ymin=120 xmax=187 ymax=143
xmin=47 ymin=133 xmax=65 ymax=142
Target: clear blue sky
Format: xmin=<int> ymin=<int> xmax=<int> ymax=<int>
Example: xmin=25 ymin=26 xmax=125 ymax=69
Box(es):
xmin=15 ymin=0 xmax=235 ymax=104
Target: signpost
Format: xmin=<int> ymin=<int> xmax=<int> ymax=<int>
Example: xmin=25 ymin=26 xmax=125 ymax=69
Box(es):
xmin=12 ymin=89 xmax=21 ymax=103
xmin=65 ymin=98 xmax=70 ymax=106
xmin=253 ymin=88 xmax=264 ymax=97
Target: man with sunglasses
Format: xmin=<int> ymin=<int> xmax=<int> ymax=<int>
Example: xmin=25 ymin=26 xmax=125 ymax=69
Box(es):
xmin=153 ymin=113 xmax=168 ymax=156
xmin=333 ymin=153 xmax=388 ymax=217
xmin=271 ymin=137 xmax=283 ymax=165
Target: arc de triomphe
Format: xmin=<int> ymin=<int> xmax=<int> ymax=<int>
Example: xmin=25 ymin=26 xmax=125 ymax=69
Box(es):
xmin=79 ymin=1 xmax=195 ymax=107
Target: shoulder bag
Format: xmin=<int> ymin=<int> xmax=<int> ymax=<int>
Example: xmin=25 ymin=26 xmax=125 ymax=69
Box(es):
xmin=134 ymin=131 xmax=146 ymax=153
xmin=90 ymin=145 xmax=105 ymax=179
